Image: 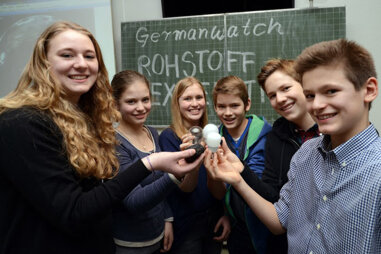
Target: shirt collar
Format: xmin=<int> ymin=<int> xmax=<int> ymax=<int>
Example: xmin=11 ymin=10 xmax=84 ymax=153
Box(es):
xmin=318 ymin=124 xmax=379 ymax=168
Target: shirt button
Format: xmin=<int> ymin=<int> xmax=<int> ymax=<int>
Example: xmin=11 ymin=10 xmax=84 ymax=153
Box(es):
xmin=323 ymin=195 xmax=328 ymax=201
xmin=310 ymin=251 xmax=313 ymax=254
xmin=317 ymin=224 xmax=321 ymax=230
xmin=342 ymin=161 xmax=347 ymax=167
xmin=331 ymin=168 xmax=335 ymax=175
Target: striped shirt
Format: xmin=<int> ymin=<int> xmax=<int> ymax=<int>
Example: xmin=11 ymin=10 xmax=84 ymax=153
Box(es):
xmin=275 ymin=124 xmax=381 ymax=254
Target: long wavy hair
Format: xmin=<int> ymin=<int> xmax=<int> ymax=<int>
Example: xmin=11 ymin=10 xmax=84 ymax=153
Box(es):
xmin=0 ymin=21 xmax=120 ymax=179
xmin=170 ymin=77 xmax=208 ymax=138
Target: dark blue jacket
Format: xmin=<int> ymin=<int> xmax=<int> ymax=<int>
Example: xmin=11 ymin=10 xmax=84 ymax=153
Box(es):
xmin=221 ymin=114 xmax=272 ymax=254
xmin=112 ymin=126 xmax=177 ymax=244
xmin=159 ymin=128 xmax=223 ymax=247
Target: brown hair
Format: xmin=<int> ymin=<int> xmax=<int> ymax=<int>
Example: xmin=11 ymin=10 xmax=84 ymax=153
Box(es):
xmin=257 ymin=59 xmax=297 ymax=92
xmin=295 ymin=39 xmax=377 ymax=90
xmin=213 ymin=75 xmax=249 ymax=108
xmin=170 ymin=77 xmax=208 ymax=138
xmin=0 ymin=21 xmax=120 ymax=179
xmin=111 ymin=70 xmax=151 ymax=105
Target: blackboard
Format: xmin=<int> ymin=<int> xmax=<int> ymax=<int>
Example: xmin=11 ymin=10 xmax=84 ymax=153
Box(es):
xmin=121 ymin=7 xmax=346 ymax=127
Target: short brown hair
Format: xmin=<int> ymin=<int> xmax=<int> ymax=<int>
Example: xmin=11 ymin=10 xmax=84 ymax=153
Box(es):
xmin=257 ymin=59 xmax=297 ymax=92
xmin=111 ymin=70 xmax=151 ymax=105
xmin=213 ymin=75 xmax=249 ymax=108
xmin=295 ymin=39 xmax=377 ymax=91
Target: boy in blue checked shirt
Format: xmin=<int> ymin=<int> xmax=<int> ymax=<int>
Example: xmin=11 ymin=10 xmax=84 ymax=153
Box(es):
xmin=204 ymin=39 xmax=380 ymax=254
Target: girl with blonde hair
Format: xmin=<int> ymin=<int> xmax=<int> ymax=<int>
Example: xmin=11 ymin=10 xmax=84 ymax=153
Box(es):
xmin=159 ymin=77 xmax=230 ymax=254
xmin=0 ymin=21 xmax=203 ymax=254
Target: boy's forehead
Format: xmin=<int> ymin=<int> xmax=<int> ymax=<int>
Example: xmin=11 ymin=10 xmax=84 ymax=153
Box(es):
xmin=301 ymin=64 xmax=353 ymax=91
xmin=216 ymin=93 xmax=244 ymax=103
xmin=302 ymin=64 xmax=344 ymax=83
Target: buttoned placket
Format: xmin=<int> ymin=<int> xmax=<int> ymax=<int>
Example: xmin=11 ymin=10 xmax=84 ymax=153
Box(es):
xmin=308 ymin=150 xmax=339 ymax=254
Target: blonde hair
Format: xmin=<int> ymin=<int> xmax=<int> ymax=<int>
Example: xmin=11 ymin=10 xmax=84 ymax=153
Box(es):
xmin=0 ymin=21 xmax=120 ymax=179
xmin=170 ymin=77 xmax=208 ymax=138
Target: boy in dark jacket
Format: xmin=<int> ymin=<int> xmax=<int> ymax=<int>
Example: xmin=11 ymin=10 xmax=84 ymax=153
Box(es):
xmin=256 ymin=59 xmax=319 ymax=253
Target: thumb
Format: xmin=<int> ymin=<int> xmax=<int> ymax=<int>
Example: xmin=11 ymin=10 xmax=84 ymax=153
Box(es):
xmin=220 ymin=137 xmax=229 ymax=152
xmin=174 ymin=148 xmax=196 ymax=160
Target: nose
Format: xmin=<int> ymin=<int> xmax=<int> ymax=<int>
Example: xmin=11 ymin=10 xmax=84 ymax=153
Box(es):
xmin=190 ymin=98 xmax=198 ymax=106
xmin=73 ymin=56 xmax=87 ymax=69
xmin=224 ymin=107 xmax=232 ymax=116
xmin=136 ymin=101 xmax=145 ymax=111
xmin=311 ymin=94 xmax=326 ymax=111
xmin=276 ymin=92 xmax=287 ymax=104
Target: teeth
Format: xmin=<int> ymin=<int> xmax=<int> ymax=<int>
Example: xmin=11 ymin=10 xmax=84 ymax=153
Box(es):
xmin=318 ymin=114 xmax=335 ymax=120
xmin=280 ymin=102 xmax=294 ymax=111
xmin=70 ymin=75 xmax=87 ymax=80
xmin=281 ymin=103 xmax=293 ymax=111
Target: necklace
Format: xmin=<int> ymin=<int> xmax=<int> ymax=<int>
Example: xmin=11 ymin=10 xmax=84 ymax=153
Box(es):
xmin=117 ymin=125 xmax=153 ymax=152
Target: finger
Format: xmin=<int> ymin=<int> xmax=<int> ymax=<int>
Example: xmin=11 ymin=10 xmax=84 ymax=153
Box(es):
xmin=216 ymin=148 xmax=227 ymax=163
xmin=204 ymin=149 xmax=211 ymax=168
xmin=220 ymin=137 xmax=230 ymax=153
xmin=214 ymin=221 xmax=222 ymax=233
xmin=181 ymin=134 xmax=194 ymax=143
xmin=177 ymin=148 xmax=196 ymax=159
xmin=213 ymin=235 xmax=224 ymax=241
xmin=179 ymin=143 xmax=191 ymax=151
xmin=221 ymin=227 xmax=230 ymax=240
xmin=163 ymin=236 xmax=168 ymax=251
xmin=177 ymin=151 xmax=204 ymax=173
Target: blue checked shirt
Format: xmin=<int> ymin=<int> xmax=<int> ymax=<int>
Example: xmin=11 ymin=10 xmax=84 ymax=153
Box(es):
xmin=275 ymin=124 xmax=381 ymax=254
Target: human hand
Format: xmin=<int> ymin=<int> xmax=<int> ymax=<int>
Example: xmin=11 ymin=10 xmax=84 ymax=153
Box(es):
xmin=160 ymin=221 xmax=173 ymax=252
xmin=213 ymin=215 xmax=231 ymax=242
xmin=218 ymin=137 xmax=244 ymax=173
xmin=180 ymin=133 xmax=194 ymax=151
xmin=204 ymin=138 xmax=243 ymax=185
xmin=143 ymin=149 xmax=204 ymax=178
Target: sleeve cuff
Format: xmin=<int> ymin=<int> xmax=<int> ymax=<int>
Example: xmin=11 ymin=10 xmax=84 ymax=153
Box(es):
xmin=168 ymin=173 xmax=183 ymax=185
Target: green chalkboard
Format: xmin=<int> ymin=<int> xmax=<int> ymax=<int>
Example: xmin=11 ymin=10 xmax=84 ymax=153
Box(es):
xmin=121 ymin=7 xmax=346 ymax=127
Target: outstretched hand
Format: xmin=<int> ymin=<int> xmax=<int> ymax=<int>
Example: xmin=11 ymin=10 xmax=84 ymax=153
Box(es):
xmin=204 ymin=137 xmax=244 ymax=185
xmin=142 ymin=149 xmax=204 ymax=178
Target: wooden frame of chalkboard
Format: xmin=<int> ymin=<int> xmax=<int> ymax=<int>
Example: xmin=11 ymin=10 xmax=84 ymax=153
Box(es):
xmin=121 ymin=7 xmax=345 ymax=128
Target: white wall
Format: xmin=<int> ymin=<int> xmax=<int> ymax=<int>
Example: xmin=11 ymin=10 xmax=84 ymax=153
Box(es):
xmin=111 ymin=0 xmax=163 ymax=73
xmin=0 ymin=0 xmax=115 ymax=97
xmin=111 ymin=0 xmax=381 ymax=130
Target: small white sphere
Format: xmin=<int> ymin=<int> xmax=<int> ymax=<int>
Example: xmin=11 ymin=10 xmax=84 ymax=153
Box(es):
xmin=202 ymin=124 xmax=219 ymax=139
xmin=206 ymin=132 xmax=222 ymax=152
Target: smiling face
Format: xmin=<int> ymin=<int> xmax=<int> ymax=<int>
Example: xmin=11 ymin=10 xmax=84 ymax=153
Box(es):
xmin=178 ymin=83 xmax=206 ymax=129
xmin=302 ymin=64 xmax=371 ymax=147
xmin=215 ymin=93 xmax=250 ymax=138
xmin=47 ymin=29 xmax=98 ymax=104
xmin=117 ymin=80 xmax=151 ymax=128
xmin=264 ymin=70 xmax=309 ymax=127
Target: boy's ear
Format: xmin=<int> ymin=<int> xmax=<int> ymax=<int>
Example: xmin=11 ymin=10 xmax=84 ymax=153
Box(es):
xmin=364 ymin=77 xmax=378 ymax=104
xmin=245 ymin=98 xmax=251 ymax=112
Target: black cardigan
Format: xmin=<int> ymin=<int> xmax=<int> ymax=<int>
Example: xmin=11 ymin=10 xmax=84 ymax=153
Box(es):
xmin=0 ymin=107 xmax=150 ymax=254
xmin=241 ymin=117 xmax=300 ymax=203
xmin=240 ymin=117 xmax=301 ymax=254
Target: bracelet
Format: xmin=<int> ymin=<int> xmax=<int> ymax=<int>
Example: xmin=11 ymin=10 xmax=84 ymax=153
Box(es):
xmin=146 ymin=156 xmax=154 ymax=171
